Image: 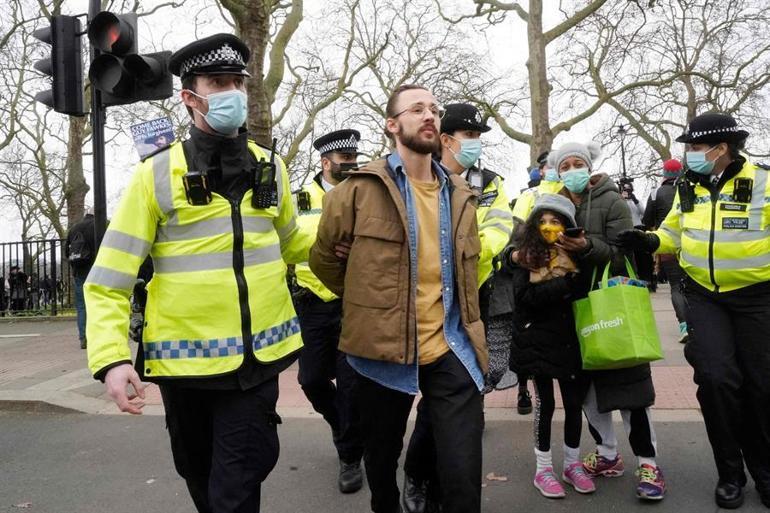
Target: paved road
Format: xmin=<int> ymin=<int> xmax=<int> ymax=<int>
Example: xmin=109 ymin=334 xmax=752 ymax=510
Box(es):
xmin=0 ymin=411 xmax=762 ymax=513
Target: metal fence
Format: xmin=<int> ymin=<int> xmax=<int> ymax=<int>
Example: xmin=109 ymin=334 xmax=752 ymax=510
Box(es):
xmin=0 ymin=239 xmax=73 ymax=316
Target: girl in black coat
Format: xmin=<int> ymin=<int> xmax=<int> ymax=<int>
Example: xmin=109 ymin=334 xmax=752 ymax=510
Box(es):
xmin=508 ymin=194 xmax=595 ymax=499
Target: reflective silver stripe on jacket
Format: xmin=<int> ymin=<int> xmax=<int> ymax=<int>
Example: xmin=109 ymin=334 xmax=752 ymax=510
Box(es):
xmin=276 ymin=217 xmax=298 ymax=249
xmin=153 ymin=244 xmax=281 ymax=273
xmin=683 ymin=228 xmax=770 ymax=243
xmin=152 ymin=150 xmax=175 ymax=224
xmin=483 ymin=208 xmax=512 ymax=223
xmin=681 ymin=250 xmax=770 ymax=270
xmin=479 ymin=221 xmax=513 ymax=236
xmin=86 ymin=265 xmax=136 ymax=291
xmin=749 ymin=168 xmax=768 ymax=229
xmin=101 ymin=230 xmax=152 ymax=258
xmin=658 ymin=225 xmax=681 ymax=246
xmin=156 ymin=216 xmax=273 ymax=243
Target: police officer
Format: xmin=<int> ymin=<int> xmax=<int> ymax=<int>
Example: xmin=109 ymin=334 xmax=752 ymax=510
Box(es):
xmin=401 ymin=103 xmax=513 ymax=513
xmin=511 ymin=150 xmax=561 ymax=415
xmin=85 ymin=33 xmax=311 ymax=513
xmin=619 ymin=113 xmax=770 ymax=510
xmin=512 ymin=150 xmax=563 ymax=228
xmin=294 ymin=129 xmax=364 ymax=493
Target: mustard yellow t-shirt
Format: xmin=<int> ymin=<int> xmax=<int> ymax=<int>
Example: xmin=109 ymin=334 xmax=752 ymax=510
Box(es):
xmin=409 ymin=176 xmax=450 ymax=365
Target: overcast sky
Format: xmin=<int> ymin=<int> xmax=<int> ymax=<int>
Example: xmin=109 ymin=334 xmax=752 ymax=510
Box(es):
xmin=2 ymin=1 xmax=670 ymax=241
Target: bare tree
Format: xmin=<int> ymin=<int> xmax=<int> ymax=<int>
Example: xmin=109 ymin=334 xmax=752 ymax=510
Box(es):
xmin=598 ymin=0 xmax=770 ymax=171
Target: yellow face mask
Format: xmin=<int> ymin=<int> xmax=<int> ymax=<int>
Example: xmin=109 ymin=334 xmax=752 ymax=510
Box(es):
xmin=539 ymin=223 xmax=564 ymax=244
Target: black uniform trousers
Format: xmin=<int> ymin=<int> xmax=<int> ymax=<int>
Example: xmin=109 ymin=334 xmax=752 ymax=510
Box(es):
xmin=683 ymin=278 xmax=770 ymax=492
xmin=295 ymin=293 xmax=363 ymax=463
xmin=356 ymin=352 xmax=483 ymax=513
xmin=160 ymin=378 xmax=281 ymax=513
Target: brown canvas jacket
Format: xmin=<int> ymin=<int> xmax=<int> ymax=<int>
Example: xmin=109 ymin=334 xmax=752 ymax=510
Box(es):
xmin=309 ymin=157 xmax=488 ymax=372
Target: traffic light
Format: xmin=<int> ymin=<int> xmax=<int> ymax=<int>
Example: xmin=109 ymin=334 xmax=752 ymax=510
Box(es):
xmin=32 ymin=15 xmax=86 ymax=116
xmin=87 ymin=12 xmax=172 ymax=106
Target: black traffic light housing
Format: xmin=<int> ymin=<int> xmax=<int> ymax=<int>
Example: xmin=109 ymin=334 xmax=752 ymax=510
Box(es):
xmin=87 ymin=12 xmax=172 ymax=107
xmin=32 ymin=15 xmax=86 ymax=116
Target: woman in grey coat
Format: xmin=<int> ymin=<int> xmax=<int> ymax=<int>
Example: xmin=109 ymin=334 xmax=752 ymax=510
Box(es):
xmin=511 ymin=142 xmax=667 ymax=501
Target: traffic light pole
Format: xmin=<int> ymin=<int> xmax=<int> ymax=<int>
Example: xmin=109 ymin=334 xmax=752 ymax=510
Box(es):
xmin=89 ymin=0 xmax=107 ymax=247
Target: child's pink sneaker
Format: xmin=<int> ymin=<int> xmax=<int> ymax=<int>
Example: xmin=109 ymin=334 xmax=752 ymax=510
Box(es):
xmin=563 ymin=462 xmax=596 ymax=494
xmin=533 ymin=467 xmax=566 ymax=498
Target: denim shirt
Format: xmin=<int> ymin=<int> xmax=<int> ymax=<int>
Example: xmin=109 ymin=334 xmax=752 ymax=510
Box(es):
xmin=347 ymin=152 xmax=484 ymax=394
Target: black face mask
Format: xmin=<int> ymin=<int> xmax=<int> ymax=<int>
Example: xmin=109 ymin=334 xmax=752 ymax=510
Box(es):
xmin=330 ymin=162 xmax=359 ymax=182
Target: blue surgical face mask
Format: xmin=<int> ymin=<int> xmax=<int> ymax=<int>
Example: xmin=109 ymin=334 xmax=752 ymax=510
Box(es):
xmin=449 ymin=136 xmax=482 ymax=169
xmin=190 ymin=89 xmax=248 ymax=135
xmin=686 ymin=146 xmax=717 ymax=175
xmin=544 ymin=169 xmax=560 ymax=182
xmin=561 ymin=168 xmax=590 ymax=193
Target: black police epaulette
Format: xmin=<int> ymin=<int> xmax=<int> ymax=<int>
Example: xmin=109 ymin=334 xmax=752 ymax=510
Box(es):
xmin=140 ymin=141 xmax=174 ymax=162
xmin=480 ymin=167 xmax=502 ymax=190
xmin=756 ymin=162 xmax=770 ymax=171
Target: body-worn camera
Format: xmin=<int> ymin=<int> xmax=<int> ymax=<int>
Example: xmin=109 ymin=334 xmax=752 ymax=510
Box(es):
xmin=183 ymin=170 xmax=212 ymax=206
xmin=733 ymin=177 xmax=753 ymax=203
xmin=253 ymin=138 xmax=279 ymax=209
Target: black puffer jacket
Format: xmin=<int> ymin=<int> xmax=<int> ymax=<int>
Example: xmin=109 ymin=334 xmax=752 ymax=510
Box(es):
xmin=509 ymin=265 xmax=591 ymax=380
xmin=573 ymin=173 xmax=655 ymax=413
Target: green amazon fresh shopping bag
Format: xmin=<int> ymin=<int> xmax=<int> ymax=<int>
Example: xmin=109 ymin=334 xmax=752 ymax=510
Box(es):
xmin=572 ymin=258 xmax=663 ymax=370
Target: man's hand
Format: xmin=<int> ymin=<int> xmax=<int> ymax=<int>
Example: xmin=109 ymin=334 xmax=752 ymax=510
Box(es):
xmin=334 ymin=241 xmax=352 ymax=260
xmin=617 ymin=229 xmax=660 ymax=252
xmin=104 ymin=363 xmax=146 ymax=415
xmin=556 ymin=233 xmax=589 ymax=253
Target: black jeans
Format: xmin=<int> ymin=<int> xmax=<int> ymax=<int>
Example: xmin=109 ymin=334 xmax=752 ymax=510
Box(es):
xmin=356 ymin=352 xmax=483 ymax=513
xmin=683 ymin=279 xmax=770 ymax=490
xmin=295 ymin=294 xmax=363 ymax=463
xmin=160 ymin=378 xmax=281 ymax=513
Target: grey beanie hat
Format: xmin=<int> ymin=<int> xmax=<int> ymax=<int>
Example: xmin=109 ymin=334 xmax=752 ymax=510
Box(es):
xmin=547 ymin=141 xmax=602 ymax=171
xmin=528 ymin=193 xmax=577 ymax=228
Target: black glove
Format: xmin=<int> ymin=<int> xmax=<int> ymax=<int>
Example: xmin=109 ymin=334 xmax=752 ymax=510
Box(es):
xmin=617 ymin=229 xmax=660 ymax=252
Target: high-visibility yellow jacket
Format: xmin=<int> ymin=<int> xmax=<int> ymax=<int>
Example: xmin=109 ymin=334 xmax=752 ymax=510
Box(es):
xmin=474 ymin=169 xmax=513 ymax=285
xmin=655 ymin=157 xmax=770 ymax=292
xmin=295 ymin=177 xmax=338 ymax=302
xmin=85 ymin=140 xmax=311 ymax=379
xmin=512 ymin=180 xmax=564 ymax=224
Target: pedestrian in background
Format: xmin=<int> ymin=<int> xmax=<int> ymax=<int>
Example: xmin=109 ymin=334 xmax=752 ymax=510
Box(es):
xmin=66 ymin=210 xmax=95 ymax=348
xmin=643 ymin=158 xmax=688 ymax=343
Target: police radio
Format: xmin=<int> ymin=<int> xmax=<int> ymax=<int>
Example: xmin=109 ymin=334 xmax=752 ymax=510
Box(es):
xmin=252 ymin=138 xmax=279 ymax=209
xmin=467 ymin=166 xmax=483 ymax=190
xmin=183 ymin=170 xmax=212 ymax=206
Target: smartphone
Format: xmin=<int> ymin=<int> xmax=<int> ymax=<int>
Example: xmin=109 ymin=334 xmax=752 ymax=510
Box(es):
xmin=564 ymin=227 xmax=585 ymax=238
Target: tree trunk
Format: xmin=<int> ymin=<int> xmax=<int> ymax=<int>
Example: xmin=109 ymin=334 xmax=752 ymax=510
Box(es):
xmin=527 ymin=0 xmax=553 ymax=163
xmin=234 ymin=1 xmax=273 ymax=146
xmin=65 ymin=115 xmax=89 ymax=230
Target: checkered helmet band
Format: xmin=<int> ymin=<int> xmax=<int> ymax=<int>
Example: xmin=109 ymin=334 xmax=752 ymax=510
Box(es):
xmin=318 ymin=134 xmax=359 ymax=155
xmin=181 ymin=43 xmax=246 ymax=76
xmin=685 ymin=126 xmax=741 ymax=138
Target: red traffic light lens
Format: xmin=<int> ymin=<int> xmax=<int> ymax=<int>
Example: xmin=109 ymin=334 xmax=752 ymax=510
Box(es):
xmin=87 ymin=12 xmax=135 ymax=55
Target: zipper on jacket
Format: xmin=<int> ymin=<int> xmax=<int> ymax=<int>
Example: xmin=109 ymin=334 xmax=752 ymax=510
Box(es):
xmin=708 ymin=190 xmax=719 ymax=292
xmin=229 ymin=198 xmax=254 ymax=355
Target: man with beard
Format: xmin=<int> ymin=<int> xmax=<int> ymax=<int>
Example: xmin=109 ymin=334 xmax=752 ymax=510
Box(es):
xmin=293 ymin=129 xmax=365 ymax=493
xmin=310 ymin=84 xmax=487 ymax=513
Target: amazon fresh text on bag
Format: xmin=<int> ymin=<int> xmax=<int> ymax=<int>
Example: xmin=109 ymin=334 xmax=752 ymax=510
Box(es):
xmin=580 ymin=316 xmax=624 ymax=338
